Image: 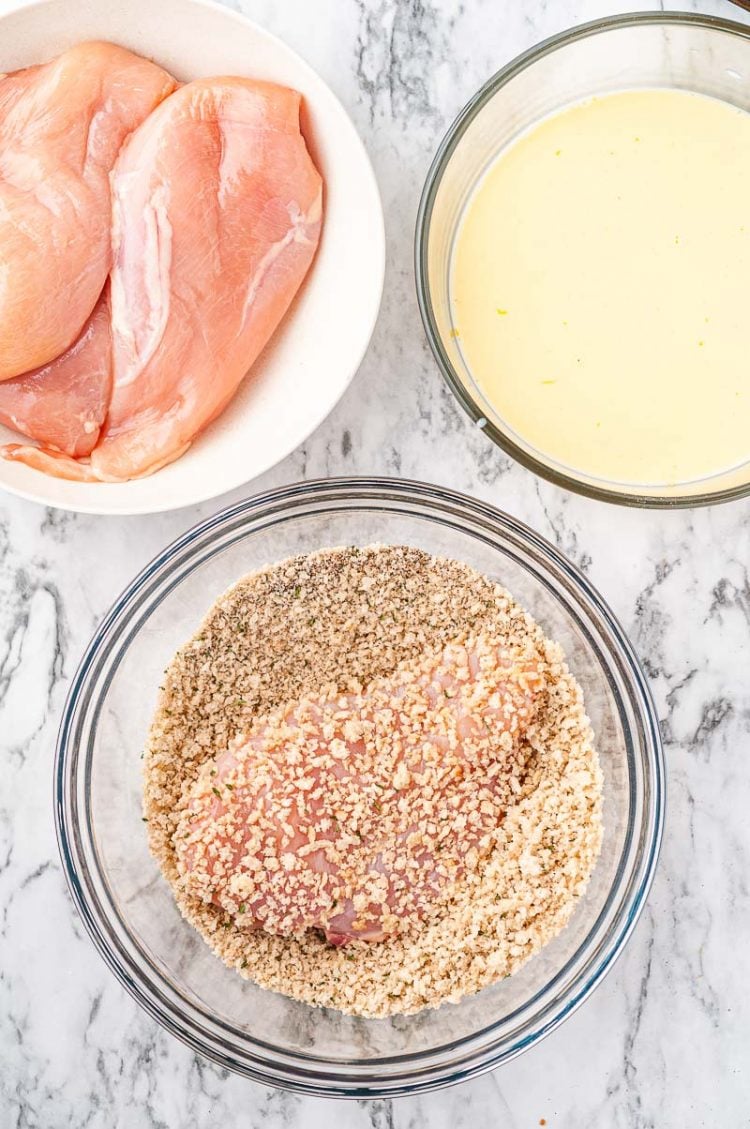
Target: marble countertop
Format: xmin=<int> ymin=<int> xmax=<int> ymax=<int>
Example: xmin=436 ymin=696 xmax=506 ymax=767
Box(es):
xmin=2 ymin=0 xmax=750 ymax=1124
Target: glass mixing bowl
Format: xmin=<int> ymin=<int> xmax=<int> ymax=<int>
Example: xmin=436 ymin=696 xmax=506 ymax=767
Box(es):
xmin=416 ymin=12 xmax=750 ymax=507
xmin=55 ymin=479 xmax=664 ymax=1096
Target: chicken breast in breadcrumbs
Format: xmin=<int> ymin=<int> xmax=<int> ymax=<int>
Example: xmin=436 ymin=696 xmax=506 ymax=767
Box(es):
xmin=176 ymin=636 xmax=543 ymax=945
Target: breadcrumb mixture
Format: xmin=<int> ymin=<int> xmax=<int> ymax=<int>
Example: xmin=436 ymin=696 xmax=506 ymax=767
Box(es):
xmin=144 ymin=545 xmax=602 ymax=1018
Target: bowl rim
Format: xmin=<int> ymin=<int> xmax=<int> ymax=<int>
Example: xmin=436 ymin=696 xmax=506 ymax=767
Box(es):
xmin=54 ymin=476 xmax=665 ymax=1096
xmin=415 ymin=10 xmax=750 ymax=510
xmin=0 ymin=0 xmax=385 ymax=516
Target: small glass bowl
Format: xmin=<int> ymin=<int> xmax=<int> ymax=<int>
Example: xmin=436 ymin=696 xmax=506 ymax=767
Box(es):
xmin=416 ymin=12 xmax=750 ymax=507
xmin=55 ymin=478 xmax=664 ymax=1096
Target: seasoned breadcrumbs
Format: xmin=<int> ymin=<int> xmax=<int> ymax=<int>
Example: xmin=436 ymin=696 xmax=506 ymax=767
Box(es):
xmin=143 ymin=545 xmax=602 ymax=1018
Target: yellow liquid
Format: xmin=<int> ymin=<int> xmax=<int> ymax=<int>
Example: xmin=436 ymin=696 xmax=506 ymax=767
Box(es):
xmin=451 ymin=90 xmax=750 ymax=489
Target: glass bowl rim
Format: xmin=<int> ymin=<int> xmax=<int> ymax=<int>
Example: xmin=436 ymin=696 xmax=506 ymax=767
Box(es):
xmin=54 ymin=476 xmax=665 ymax=1096
xmin=414 ymin=10 xmax=750 ymax=510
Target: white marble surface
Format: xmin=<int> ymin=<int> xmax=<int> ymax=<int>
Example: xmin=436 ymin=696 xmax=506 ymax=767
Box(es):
xmin=2 ymin=0 xmax=750 ymax=1124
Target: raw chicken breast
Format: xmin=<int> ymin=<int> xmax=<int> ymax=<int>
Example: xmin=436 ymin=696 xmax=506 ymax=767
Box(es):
xmin=176 ymin=636 xmax=543 ymax=946
xmin=5 ymin=78 xmax=323 ymax=482
xmin=0 ymin=291 xmax=111 ymax=458
xmin=0 ymin=41 xmax=176 ymax=381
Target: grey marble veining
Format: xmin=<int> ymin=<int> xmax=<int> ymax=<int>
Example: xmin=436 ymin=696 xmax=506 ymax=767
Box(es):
xmin=1 ymin=0 xmax=750 ymax=1125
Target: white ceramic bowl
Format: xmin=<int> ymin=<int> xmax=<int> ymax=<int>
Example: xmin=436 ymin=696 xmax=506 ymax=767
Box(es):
xmin=0 ymin=0 xmax=384 ymax=514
